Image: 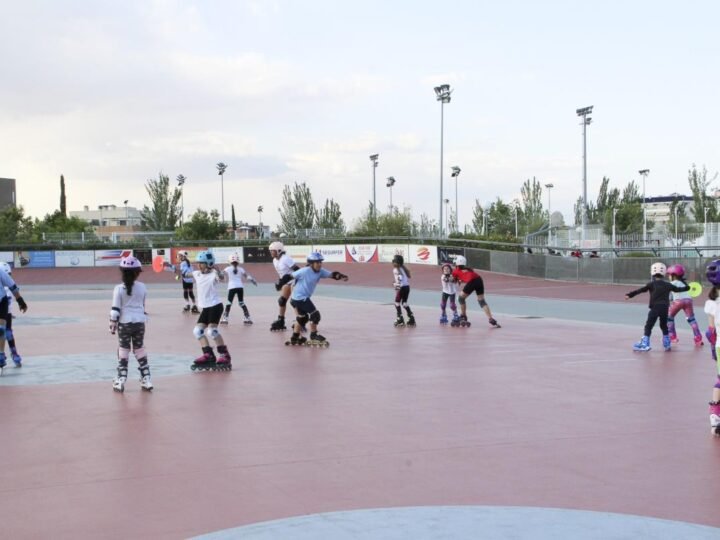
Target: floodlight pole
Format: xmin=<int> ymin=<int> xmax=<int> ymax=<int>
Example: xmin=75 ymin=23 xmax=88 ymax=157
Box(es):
xmin=369 ymin=154 xmax=379 ymax=218
xmin=576 ymin=106 xmax=593 ymax=247
xmin=639 ymin=169 xmax=649 ymax=246
xmin=435 ymin=84 xmax=452 ymax=238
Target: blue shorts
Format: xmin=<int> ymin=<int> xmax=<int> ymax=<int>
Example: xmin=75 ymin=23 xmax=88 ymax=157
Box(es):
xmin=290 ymin=298 xmax=316 ymax=316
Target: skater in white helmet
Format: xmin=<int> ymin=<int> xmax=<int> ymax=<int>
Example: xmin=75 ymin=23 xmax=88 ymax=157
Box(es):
xmin=625 ymin=262 xmax=689 ymax=352
xmin=176 ymin=250 xmax=199 ymax=314
xmin=220 ymin=252 xmax=257 ymax=325
xmin=109 ymin=256 xmax=152 ymax=392
xmin=269 ymin=241 xmax=300 ymax=332
xmin=391 ymin=255 xmax=415 ymax=327
xmin=452 ymin=255 xmax=500 ymax=328
xmin=186 ymin=251 xmax=232 ymax=371
xmin=439 ymin=263 xmax=460 ymax=326
xmin=0 ymin=262 xmax=26 ymax=370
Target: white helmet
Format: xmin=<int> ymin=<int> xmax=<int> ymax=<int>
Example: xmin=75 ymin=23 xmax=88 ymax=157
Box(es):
xmin=269 ymin=241 xmax=284 ymax=252
xmin=0 ymin=262 xmax=11 ymax=274
xmin=177 ymin=250 xmax=189 ymax=261
xmin=650 ymin=262 xmax=667 ymax=277
xmin=454 ymin=255 xmax=467 ymax=266
xmin=227 ymin=252 xmax=240 ymax=264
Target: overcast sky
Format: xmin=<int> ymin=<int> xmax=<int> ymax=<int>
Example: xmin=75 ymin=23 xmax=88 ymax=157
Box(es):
xmin=1 ymin=0 xmax=718 ymax=230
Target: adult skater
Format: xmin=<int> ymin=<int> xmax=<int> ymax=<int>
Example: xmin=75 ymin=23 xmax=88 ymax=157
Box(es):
xmin=269 ymin=241 xmax=300 ymax=332
xmin=109 ymin=256 xmax=152 ymax=392
xmin=451 ymin=255 xmax=500 ymax=328
xmin=0 ymin=262 xmax=26 ymax=369
xmin=286 ymin=252 xmax=348 ymax=347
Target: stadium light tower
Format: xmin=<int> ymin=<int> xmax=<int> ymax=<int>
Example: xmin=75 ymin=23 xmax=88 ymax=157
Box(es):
xmin=386 ymin=176 xmax=396 ymax=213
xmin=576 ymin=106 xmax=593 ymax=246
xmin=369 ymin=154 xmax=379 ymax=218
xmin=451 ymin=166 xmax=461 ymax=233
xmin=639 ymin=169 xmax=650 ymax=246
xmin=435 ymin=84 xmax=452 ymax=237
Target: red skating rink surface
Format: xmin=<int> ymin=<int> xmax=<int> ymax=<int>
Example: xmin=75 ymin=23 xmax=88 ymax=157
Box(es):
xmin=2 ymin=263 xmax=719 ymax=538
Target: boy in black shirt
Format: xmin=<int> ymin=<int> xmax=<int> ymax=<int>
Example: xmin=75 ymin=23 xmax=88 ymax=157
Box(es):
xmin=626 ymin=262 xmax=690 ymax=351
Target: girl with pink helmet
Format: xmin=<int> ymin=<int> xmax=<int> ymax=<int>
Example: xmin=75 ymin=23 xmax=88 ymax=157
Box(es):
xmin=667 ymin=264 xmax=703 ymax=346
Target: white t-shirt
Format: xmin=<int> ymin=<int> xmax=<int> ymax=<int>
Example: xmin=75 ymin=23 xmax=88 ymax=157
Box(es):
xmin=193 ymin=270 xmax=223 ymax=309
xmin=226 ymin=266 xmax=251 ymax=289
xmin=670 ymin=279 xmax=691 ymax=301
xmin=393 ymin=267 xmax=410 ymax=288
xmin=110 ymin=281 xmax=147 ymax=323
xmin=441 ymin=274 xmax=458 ymax=295
xmin=273 ymin=253 xmax=297 ymax=278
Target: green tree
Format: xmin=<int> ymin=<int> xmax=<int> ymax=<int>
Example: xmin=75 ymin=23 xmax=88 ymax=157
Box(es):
xmin=175 ymin=209 xmax=227 ymax=240
xmin=520 ymin=177 xmax=545 ymax=233
xmin=278 ymin=181 xmax=316 ymax=235
xmin=33 ymin=210 xmax=93 ymax=239
xmin=315 ymin=198 xmax=345 ymax=231
xmin=486 ymin=198 xmax=516 ymax=237
xmin=60 ymin=174 xmax=67 ymax=216
xmin=140 ymin=172 xmax=182 ymax=231
xmin=687 ymin=164 xmax=719 ymax=223
xmin=0 ymin=205 xmax=35 ymax=242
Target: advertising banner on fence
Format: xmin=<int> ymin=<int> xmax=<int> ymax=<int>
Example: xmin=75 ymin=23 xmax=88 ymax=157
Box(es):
xmin=56 ymin=250 xmax=95 ymax=267
xmin=243 ymin=246 xmax=272 ymax=263
xmin=408 ymin=244 xmax=438 ymax=265
xmin=95 ymin=249 xmax=134 ymax=267
xmin=312 ymin=244 xmax=345 ymax=263
xmin=0 ymin=251 xmax=14 ymax=267
xmin=171 ymin=247 xmax=208 ymax=265
xmin=131 ymin=248 xmax=153 ymax=266
xmin=377 ymin=244 xmax=408 ymax=263
xmin=438 ymin=246 xmax=465 ymax=265
xmin=283 ymin=245 xmax=312 ymax=263
xmin=345 ymin=244 xmax=378 ymax=263
xmin=210 ymin=246 xmax=244 ymax=264
xmin=14 ymin=250 xmax=54 ymax=268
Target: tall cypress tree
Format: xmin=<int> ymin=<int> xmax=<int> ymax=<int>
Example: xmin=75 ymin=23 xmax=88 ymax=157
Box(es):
xmin=60 ymin=174 xmax=67 ymax=216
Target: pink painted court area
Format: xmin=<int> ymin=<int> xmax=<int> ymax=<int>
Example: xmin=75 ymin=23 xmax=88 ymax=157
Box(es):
xmin=1 ymin=264 xmax=719 ymax=539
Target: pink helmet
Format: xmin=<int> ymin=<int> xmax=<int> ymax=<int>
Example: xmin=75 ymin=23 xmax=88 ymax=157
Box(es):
xmin=119 ymin=256 xmax=142 ymax=269
xmin=666 ymin=264 xmax=685 ymax=278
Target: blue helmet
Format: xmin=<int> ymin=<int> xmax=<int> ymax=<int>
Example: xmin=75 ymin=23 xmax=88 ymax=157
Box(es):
xmin=707 ymin=259 xmax=720 ymax=286
xmin=196 ymin=251 xmax=215 ymax=266
xmin=307 ymin=251 xmax=324 ymax=263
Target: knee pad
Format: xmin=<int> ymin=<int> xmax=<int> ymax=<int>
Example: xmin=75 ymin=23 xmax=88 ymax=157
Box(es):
xmin=193 ymin=326 xmax=205 ymax=340
xmin=239 ymin=301 xmax=246 ymax=308
xmin=458 ymin=296 xmax=466 ymax=305
xmin=667 ymin=315 xmax=675 ymax=323
xmin=479 ymin=299 xmax=488 ymax=308
xmin=5 ymin=328 xmax=13 ymax=341
xmin=296 ymin=313 xmax=310 ymax=326
xmin=687 ymin=316 xmax=696 ymax=323
xmin=208 ymin=326 xmax=221 ymax=341
xmin=278 ymin=296 xmax=288 ymax=307
xmin=118 ymin=347 xmax=131 ymax=360
xmin=134 ymin=347 xmax=147 ymax=360
xmin=310 ymin=310 xmax=321 ymax=324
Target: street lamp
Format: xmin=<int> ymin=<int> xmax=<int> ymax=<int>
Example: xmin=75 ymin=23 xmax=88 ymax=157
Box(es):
xmin=576 ymin=105 xmax=593 ymax=246
xmin=612 ymin=207 xmax=619 ymax=254
xmin=705 ymin=206 xmax=710 ymax=247
xmin=444 ymin=198 xmax=450 ymax=233
xmin=386 ymin=176 xmax=396 ymax=213
xmin=369 ymin=154 xmax=379 ymax=218
xmin=216 ymin=162 xmax=228 ymax=224
xmin=258 ymin=205 xmax=264 ymax=238
xmin=176 ymin=174 xmax=186 ymax=225
xmin=514 ymin=205 xmax=519 ymax=238
xmin=451 ymin=166 xmax=461 ymax=233
xmin=639 ymin=169 xmax=649 ymax=246
xmin=435 ymin=83 xmax=452 ymax=238
xmin=123 ymin=200 xmax=129 ymax=226
xmin=675 ymin=205 xmax=680 ymax=258
xmin=545 ymin=183 xmax=554 ymax=245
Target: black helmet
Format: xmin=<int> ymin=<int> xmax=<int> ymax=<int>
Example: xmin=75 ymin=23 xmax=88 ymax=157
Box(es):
xmin=392 ymin=254 xmax=404 ymax=265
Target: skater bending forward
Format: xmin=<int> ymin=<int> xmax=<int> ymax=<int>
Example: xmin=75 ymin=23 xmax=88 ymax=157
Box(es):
xmin=625 ymin=262 xmax=689 ymax=352
xmin=451 ymin=255 xmax=500 ymax=328
xmin=392 ymin=255 xmax=415 ymax=327
xmin=287 ymin=252 xmax=348 ymax=347
xmin=269 ymin=241 xmax=300 ymax=332
xmin=0 ymin=263 xmax=27 ymax=373
xmin=109 ymin=256 xmax=152 ymax=392
xmin=186 ymin=251 xmax=232 ymax=371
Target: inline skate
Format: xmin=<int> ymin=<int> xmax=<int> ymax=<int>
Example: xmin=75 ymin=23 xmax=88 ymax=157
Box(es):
xmin=191 ymin=350 xmax=217 ymax=371
xmin=394 ymin=315 xmax=405 ymax=328
xmin=285 ymin=334 xmax=308 ymax=346
xmin=439 ymin=313 xmax=449 ymax=325
xmin=270 ymin=316 xmax=287 ymax=332
xmin=308 ymin=332 xmax=330 ymax=348
xmin=243 ymin=315 xmax=253 ymax=325
xmin=11 ymin=353 xmax=21 ymax=368
xmin=662 ymin=335 xmax=672 ymax=351
xmin=489 ymin=317 xmax=501 ymax=329
xmin=406 ymin=315 xmax=416 ymax=327
xmin=633 ymin=335 xmax=651 ymax=352
xmin=113 ymin=363 xmax=128 ymax=393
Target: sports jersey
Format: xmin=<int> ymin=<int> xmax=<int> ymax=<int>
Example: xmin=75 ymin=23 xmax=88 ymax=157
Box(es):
xmin=452 ymin=267 xmax=480 ymax=283
xmin=180 ymin=260 xmax=194 ymax=284
xmin=670 ymin=279 xmax=691 ymax=301
xmin=393 ymin=267 xmax=410 ymax=288
xmin=291 ymin=266 xmax=332 ymax=301
xmin=226 ymin=266 xmax=251 ymax=289
xmin=273 ymin=253 xmax=297 ymax=278
xmin=193 ymin=270 xmax=223 ymax=308
xmin=110 ymin=282 xmax=148 ymax=323
xmin=441 ymin=274 xmax=459 ymax=295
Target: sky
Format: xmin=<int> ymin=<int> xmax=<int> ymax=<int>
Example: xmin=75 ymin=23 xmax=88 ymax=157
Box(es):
xmin=1 ymin=0 xmax=718 ymax=231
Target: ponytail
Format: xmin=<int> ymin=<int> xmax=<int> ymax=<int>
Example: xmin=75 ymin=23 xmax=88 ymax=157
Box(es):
xmin=122 ymin=268 xmax=140 ymax=296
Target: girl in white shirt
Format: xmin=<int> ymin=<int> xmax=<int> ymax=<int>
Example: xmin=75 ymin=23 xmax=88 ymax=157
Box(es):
xmin=439 ymin=263 xmax=460 ymax=325
xmin=109 ymin=256 xmax=151 ymax=392
xmin=221 ymin=253 xmax=257 ymax=325
xmin=392 ymin=255 xmax=415 ymax=327
xmin=703 ymin=259 xmax=720 ymax=436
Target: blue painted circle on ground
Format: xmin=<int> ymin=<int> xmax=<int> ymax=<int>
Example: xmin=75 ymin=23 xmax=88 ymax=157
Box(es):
xmin=191 ymin=506 xmax=720 ymax=540
xmin=0 ymin=353 xmax=189 ymax=386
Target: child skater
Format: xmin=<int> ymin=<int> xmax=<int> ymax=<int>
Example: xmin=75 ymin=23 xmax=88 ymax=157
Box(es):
xmin=667 ymin=264 xmax=703 ymax=346
xmin=1 ymin=262 xmax=23 ymax=367
xmin=702 ymin=260 xmax=720 ymax=436
xmin=269 ymin=241 xmax=300 ymax=332
xmin=0 ymin=262 xmax=27 ymax=372
xmin=220 ymin=252 xmax=257 ymax=325
xmin=451 ymin=255 xmax=500 ymax=328
xmin=176 ymin=250 xmax=199 ymax=314
xmin=392 ymin=255 xmax=416 ymax=327
xmin=109 ymin=256 xmax=152 ymax=392
xmin=186 ymin=251 xmax=232 ymax=371
xmin=439 ymin=262 xmax=460 ymax=325
xmin=286 ymin=251 xmax=348 ymax=347
xmin=625 ymin=262 xmax=689 ymax=352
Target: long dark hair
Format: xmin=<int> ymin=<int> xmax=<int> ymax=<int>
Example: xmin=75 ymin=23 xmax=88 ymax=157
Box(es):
xmin=401 ymin=264 xmax=411 ymax=279
xmin=710 ymin=287 xmax=719 ymax=301
xmin=121 ymin=268 xmax=140 ymax=295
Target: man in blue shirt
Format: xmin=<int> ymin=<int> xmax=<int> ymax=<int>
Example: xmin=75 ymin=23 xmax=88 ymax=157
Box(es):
xmin=287 ymin=252 xmax=348 ymax=347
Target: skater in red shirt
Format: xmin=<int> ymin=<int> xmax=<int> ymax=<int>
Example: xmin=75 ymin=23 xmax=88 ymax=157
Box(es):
xmin=451 ymin=255 xmax=500 ymax=328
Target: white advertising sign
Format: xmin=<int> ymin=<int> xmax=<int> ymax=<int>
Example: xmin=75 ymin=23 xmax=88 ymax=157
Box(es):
xmin=312 ymin=244 xmax=345 ymax=263
xmin=56 ymin=250 xmax=95 ymax=268
xmin=377 ymin=244 xmax=409 ymax=263
xmin=408 ymin=244 xmax=438 ymax=265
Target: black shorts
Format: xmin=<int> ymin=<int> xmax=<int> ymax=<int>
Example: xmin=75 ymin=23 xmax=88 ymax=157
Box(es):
xmin=290 ymin=298 xmax=316 ymax=316
xmin=197 ymin=303 xmax=224 ymax=325
xmin=227 ymin=288 xmax=244 ymax=303
xmin=394 ymin=285 xmax=410 ymax=304
xmin=462 ymin=277 xmax=484 ymax=296
xmin=0 ymin=297 xmax=8 ymax=321
xmin=182 ymin=281 xmax=194 ymax=291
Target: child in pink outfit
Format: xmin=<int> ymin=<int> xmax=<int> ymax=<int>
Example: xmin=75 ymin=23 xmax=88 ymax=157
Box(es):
xmin=667 ymin=264 xmax=702 ymax=346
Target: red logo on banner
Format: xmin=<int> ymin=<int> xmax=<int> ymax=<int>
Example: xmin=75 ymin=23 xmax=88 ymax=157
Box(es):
xmin=417 ymin=247 xmax=430 ymax=260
